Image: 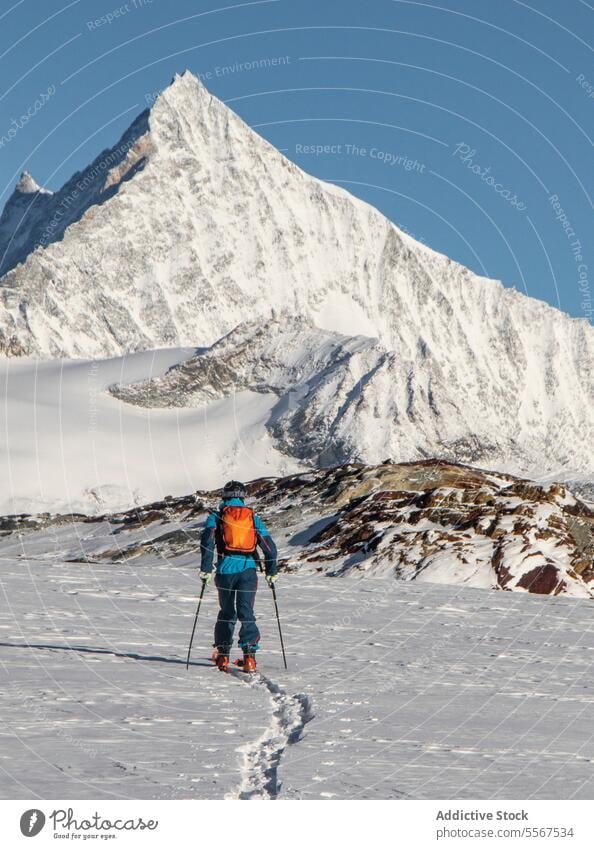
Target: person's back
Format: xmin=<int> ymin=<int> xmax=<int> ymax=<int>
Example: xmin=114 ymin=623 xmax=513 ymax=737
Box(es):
xmin=199 ymin=480 xmax=278 ymax=672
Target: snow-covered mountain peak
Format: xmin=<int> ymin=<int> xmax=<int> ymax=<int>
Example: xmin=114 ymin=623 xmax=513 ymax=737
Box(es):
xmin=164 ymin=67 xmax=211 ymax=100
xmin=147 ymin=68 xmax=279 ymax=181
xmin=0 ymin=73 xmax=592 ymax=480
xmin=15 ymin=171 xmax=51 ymax=195
xmin=152 ymin=69 xmax=207 ymax=121
xmin=148 ymin=69 xmax=229 ymax=153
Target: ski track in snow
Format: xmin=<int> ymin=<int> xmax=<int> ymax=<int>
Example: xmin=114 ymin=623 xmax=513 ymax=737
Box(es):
xmin=228 ymin=671 xmax=313 ymax=800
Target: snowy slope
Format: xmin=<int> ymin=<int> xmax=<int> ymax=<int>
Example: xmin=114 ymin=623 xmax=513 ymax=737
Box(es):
xmin=0 ymin=71 xmax=592 ymax=480
xmin=0 ymin=350 xmax=300 ymax=515
xmin=0 ymin=547 xmax=592 ymax=800
xmin=111 ymin=313 xmax=594 ymax=478
xmin=111 ymin=314 xmax=387 ymax=467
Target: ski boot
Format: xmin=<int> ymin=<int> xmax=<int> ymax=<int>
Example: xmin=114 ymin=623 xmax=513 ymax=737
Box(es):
xmin=215 ymin=654 xmax=230 ymax=672
xmin=242 ymin=653 xmax=257 ymax=673
xmin=212 ymin=649 xmax=230 ymax=672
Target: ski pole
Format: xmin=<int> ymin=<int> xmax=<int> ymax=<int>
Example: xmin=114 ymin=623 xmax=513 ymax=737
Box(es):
xmin=186 ymin=579 xmax=207 ymax=670
xmin=270 ymin=582 xmax=288 ymax=670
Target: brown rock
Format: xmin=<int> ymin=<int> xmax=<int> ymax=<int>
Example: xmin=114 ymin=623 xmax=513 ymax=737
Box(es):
xmin=516 ymin=562 xmax=561 ymax=594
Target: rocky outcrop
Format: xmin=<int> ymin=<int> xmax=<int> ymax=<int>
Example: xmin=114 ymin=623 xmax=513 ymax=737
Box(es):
xmin=3 ymin=460 xmax=591 ymax=598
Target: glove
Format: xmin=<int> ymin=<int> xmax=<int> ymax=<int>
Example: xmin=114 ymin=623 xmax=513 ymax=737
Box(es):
xmin=199 ymin=571 xmax=212 ymax=585
xmin=266 ymin=574 xmax=278 ymax=587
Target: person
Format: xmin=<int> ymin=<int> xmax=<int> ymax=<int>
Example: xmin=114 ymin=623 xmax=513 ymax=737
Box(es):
xmin=199 ymin=480 xmax=278 ymax=672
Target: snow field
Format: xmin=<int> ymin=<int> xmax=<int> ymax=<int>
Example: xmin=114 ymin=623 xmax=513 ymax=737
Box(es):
xmin=0 ymin=540 xmax=592 ymax=800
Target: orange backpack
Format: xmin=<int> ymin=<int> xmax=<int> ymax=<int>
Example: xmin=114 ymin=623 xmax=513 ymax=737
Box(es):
xmin=220 ymin=505 xmax=257 ymax=554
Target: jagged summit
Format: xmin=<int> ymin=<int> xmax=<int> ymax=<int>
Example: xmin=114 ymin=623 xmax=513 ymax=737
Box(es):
xmin=15 ymin=171 xmax=51 ymax=195
xmin=155 ymin=69 xmax=210 ymax=115
xmin=170 ymin=68 xmax=205 ymax=86
xmin=0 ymin=72 xmax=592 ymax=481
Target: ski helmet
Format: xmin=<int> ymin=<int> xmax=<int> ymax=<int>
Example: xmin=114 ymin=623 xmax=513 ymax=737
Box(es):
xmin=222 ymin=480 xmax=247 ymax=499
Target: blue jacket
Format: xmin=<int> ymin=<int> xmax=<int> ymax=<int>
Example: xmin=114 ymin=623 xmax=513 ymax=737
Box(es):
xmin=200 ymin=497 xmax=278 ymax=576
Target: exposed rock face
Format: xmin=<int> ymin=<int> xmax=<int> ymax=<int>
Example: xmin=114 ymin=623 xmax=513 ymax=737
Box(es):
xmin=244 ymin=461 xmax=594 ymax=596
xmin=5 ymin=460 xmax=591 ymax=598
xmin=0 ymin=71 xmax=592 ymax=480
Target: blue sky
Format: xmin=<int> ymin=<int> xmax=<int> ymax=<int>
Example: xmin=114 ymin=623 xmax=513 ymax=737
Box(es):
xmin=0 ymin=0 xmax=592 ymax=320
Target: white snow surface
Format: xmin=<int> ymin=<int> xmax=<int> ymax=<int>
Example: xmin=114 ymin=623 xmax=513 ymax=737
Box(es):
xmin=0 ymin=71 xmax=592 ymax=481
xmin=0 ymin=533 xmax=592 ymax=800
xmin=0 ymin=349 xmax=300 ymax=515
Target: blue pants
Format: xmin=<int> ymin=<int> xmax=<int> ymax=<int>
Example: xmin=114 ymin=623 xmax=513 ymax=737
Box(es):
xmin=214 ymin=569 xmax=260 ymax=654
